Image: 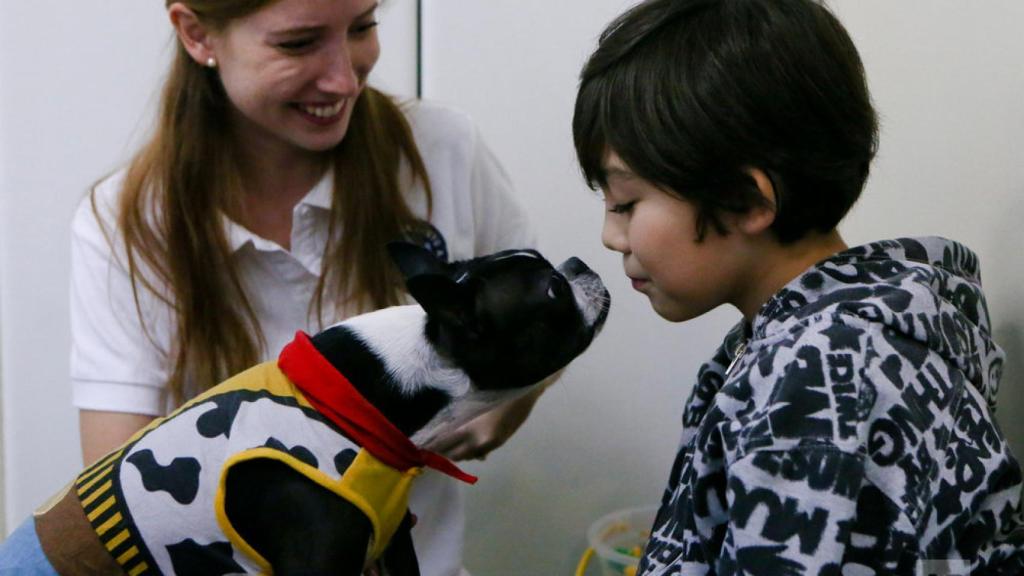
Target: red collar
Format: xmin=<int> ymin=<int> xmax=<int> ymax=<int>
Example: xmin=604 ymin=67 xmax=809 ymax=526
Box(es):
xmin=278 ymin=331 xmax=478 ymax=484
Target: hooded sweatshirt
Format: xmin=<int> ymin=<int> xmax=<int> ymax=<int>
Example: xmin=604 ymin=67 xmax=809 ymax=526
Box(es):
xmin=638 ymin=237 xmax=1024 ymax=576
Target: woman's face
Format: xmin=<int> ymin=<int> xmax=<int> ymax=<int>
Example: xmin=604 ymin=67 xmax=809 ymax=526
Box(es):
xmin=209 ymin=0 xmax=380 ymax=158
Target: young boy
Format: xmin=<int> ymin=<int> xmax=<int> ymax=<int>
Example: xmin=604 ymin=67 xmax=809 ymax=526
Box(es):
xmin=572 ymin=0 xmax=1024 ymax=574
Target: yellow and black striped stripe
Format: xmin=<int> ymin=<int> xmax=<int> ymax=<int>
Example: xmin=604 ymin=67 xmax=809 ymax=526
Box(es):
xmin=75 ymin=449 xmax=155 ymax=576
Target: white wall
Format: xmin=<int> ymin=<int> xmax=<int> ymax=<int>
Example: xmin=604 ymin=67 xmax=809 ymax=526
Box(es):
xmin=0 ymin=5 xmax=7 ymax=533
xmin=0 ymin=0 xmax=170 ymax=534
xmin=1 ymin=2 xmax=1023 ymax=575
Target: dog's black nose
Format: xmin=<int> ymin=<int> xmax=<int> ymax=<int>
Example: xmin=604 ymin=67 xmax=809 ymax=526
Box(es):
xmin=561 ymin=257 xmax=592 ymax=277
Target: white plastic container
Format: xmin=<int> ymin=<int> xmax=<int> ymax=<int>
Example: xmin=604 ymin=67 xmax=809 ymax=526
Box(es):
xmin=577 ymin=506 xmax=658 ymax=576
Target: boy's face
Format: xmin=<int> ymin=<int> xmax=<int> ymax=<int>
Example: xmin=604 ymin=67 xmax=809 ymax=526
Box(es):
xmin=600 ymin=152 xmax=747 ymax=322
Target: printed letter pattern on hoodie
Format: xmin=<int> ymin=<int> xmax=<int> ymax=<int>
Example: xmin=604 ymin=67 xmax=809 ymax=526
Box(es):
xmin=639 ymin=237 xmax=1024 ymax=576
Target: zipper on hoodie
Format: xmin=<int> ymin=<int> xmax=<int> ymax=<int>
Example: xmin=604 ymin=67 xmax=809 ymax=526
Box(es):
xmin=725 ymin=340 xmax=748 ymax=376
xmin=726 ymin=322 xmax=754 ymax=377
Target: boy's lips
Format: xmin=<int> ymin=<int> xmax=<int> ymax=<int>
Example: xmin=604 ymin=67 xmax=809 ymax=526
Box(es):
xmin=629 ymin=277 xmax=650 ymax=291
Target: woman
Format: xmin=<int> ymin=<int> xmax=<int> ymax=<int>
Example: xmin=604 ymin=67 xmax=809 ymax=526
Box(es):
xmin=69 ymin=0 xmax=542 ymax=574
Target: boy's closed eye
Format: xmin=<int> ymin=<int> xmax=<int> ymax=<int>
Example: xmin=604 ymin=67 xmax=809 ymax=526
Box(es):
xmin=608 ymin=201 xmax=636 ymax=214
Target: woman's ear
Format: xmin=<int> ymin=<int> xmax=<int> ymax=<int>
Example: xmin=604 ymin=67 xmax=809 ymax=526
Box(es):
xmin=168 ymin=3 xmax=217 ymax=67
xmin=737 ymin=167 xmax=778 ymax=236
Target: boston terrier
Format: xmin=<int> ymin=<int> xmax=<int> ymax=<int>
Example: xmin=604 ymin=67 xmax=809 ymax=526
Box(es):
xmin=25 ymin=242 xmax=610 ymax=576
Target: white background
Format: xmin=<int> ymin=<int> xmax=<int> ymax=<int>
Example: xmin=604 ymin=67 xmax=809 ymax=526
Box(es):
xmin=2 ymin=1 xmax=1023 ymax=575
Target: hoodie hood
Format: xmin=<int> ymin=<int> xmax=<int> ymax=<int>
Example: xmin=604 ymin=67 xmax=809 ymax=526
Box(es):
xmin=751 ymin=237 xmax=1005 ymax=408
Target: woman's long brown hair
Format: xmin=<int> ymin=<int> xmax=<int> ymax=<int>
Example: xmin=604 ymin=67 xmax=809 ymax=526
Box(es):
xmin=102 ymin=0 xmax=433 ymax=406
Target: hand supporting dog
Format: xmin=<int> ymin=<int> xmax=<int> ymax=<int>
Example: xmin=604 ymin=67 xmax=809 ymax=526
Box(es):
xmin=25 ymin=243 xmax=609 ymax=576
xmin=425 ymin=385 xmax=549 ymax=461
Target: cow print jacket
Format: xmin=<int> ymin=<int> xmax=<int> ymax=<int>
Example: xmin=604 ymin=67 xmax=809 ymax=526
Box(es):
xmin=639 ymin=237 xmax=1024 ymax=575
xmin=72 ymin=353 xmax=416 ymax=575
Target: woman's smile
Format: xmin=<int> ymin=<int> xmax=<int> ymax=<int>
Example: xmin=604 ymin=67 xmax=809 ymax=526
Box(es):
xmin=294 ymin=100 xmax=347 ymax=125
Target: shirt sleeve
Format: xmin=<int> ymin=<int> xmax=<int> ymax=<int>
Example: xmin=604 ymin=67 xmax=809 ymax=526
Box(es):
xmin=69 ymin=179 xmax=173 ymax=416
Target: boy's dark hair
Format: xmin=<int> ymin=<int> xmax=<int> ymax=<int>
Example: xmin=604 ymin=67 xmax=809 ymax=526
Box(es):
xmin=573 ymin=0 xmax=878 ymax=243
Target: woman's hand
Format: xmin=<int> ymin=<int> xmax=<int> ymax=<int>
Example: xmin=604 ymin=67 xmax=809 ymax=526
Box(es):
xmin=424 ymin=371 xmax=562 ymax=461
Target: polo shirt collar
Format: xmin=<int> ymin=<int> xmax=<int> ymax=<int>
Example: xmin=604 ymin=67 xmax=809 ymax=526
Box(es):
xmin=300 ymin=169 xmax=333 ymax=211
xmin=224 ymin=170 xmax=333 ymax=254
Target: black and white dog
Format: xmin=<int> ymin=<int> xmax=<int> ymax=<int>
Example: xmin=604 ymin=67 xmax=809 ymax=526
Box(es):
xmin=28 ymin=242 xmax=609 ymax=576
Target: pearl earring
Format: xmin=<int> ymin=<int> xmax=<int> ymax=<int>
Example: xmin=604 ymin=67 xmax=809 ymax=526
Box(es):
xmin=206 ymin=57 xmax=217 ymax=68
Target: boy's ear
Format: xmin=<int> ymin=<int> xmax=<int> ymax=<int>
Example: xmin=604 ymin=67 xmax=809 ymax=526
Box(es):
xmin=738 ymin=168 xmax=779 ymax=235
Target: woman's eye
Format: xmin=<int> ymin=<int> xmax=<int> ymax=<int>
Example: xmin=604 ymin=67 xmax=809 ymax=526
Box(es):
xmin=278 ymin=38 xmax=316 ymax=51
xmin=608 ymin=201 xmax=636 ymax=214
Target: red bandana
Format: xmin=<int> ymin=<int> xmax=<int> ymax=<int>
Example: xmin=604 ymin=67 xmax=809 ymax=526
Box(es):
xmin=278 ymin=331 xmax=478 ymax=484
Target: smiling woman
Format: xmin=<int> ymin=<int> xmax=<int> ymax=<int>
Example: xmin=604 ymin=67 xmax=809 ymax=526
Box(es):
xmin=171 ymin=0 xmax=382 ymax=159
xmin=26 ymin=0 xmax=546 ymax=574
xmin=106 ymin=0 xmax=424 ymax=411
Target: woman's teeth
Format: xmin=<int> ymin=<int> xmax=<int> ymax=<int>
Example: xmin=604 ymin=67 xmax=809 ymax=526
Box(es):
xmin=300 ymin=102 xmax=344 ymax=118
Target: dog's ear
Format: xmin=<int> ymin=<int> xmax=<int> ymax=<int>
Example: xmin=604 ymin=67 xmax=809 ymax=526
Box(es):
xmin=387 ymin=241 xmax=446 ymax=281
xmin=389 ymin=240 xmax=479 ymax=334
xmin=405 ymin=274 xmax=477 ymax=333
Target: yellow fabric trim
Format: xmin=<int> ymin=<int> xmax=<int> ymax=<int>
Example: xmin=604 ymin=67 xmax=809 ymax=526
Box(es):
xmin=88 ymin=496 xmax=116 ymax=522
xmin=106 ymin=529 xmax=130 ymax=551
xmin=184 ymin=362 xmax=314 ymax=412
xmin=215 ymin=446 xmax=420 ymax=569
xmin=103 ymin=362 xmax=314 ymax=457
xmin=117 ymin=545 xmax=140 ymax=564
xmin=77 ymin=464 xmax=114 ymax=494
xmin=215 ymin=449 xmax=276 ymax=574
xmin=77 ymin=448 xmax=123 ymax=486
xmin=337 ymin=450 xmax=421 ymax=560
xmin=96 ymin=511 xmax=123 ymax=537
xmin=80 ymin=479 xmax=112 ymax=507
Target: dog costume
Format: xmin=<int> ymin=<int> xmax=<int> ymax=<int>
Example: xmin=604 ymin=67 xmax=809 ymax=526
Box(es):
xmin=35 ymin=331 xmax=476 ymax=575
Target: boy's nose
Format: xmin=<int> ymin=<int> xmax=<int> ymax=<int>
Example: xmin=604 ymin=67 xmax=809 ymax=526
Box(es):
xmin=601 ymin=216 xmax=628 ymax=254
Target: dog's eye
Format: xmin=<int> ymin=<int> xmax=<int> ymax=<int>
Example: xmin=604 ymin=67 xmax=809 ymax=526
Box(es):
xmin=547 ymin=275 xmax=569 ymax=300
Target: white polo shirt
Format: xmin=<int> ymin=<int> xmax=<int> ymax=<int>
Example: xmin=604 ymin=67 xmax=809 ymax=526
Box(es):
xmin=69 ymin=99 xmax=535 ymax=576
